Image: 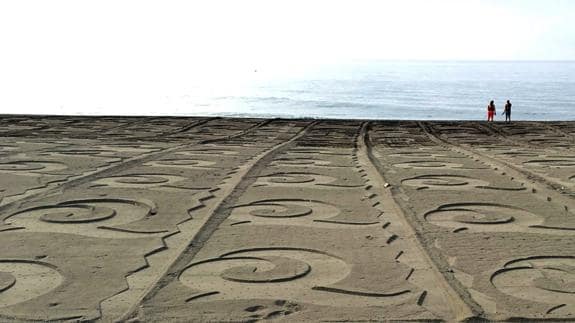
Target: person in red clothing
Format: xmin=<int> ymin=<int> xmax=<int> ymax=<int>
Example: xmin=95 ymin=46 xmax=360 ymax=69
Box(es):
xmin=487 ymin=100 xmax=496 ymax=121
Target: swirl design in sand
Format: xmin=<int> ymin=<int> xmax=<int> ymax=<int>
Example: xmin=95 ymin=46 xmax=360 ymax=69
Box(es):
xmin=524 ymin=159 xmax=575 ymax=168
xmin=402 ymin=175 xmax=524 ymax=192
xmin=180 ymin=248 xmax=410 ymax=307
xmin=0 ymin=161 xmax=68 ymax=175
xmin=496 ymin=150 xmax=541 ymax=158
xmin=144 ymin=159 xmax=217 ymax=169
xmin=229 ymin=199 xmax=378 ymax=227
xmin=177 ymin=149 xmax=239 ymax=156
xmin=256 ymin=173 xmax=363 ymax=188
xmin=402 ymin=175 xmax=490 ymax=190
xmin=388 ymin=151 xmax=451 ymax=159
xmin=393 ymin=160 xmax=464 ymax=169
xmin=424 ymin=203 xmax=545 ymax=232
xmin=286 ymin=149 xmax=349 ymax=156
xmin=6 ymin=198 xmax=162 ymax=238
xmin=0 ymin=261 xmax=63 ymax=308
xmin=41 ymin=148 xmax=113 ymax=157
xmin=91 ymin=174 xmax=199 ymax=192
xmin=491 ymin=257 xmax=575 ymax=315
xmin=94 ymin=144 xmax=158 ymax=153
xmin=0 ymin=145 xmax=17 ymax=153
xmin=528 ymin=138 xmax=570 ymax=147
xmin=270 ymin=157 xmax=345 ymax=167
xmin=0 ymin=125 xmax=39 ymax=132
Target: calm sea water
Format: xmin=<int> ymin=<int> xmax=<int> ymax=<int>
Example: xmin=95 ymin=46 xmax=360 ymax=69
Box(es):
xmin=176 ymin=61 xmax=575 ymax=121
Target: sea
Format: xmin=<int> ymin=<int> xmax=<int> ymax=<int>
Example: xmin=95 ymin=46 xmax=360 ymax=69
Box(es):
xmin=175 ymin=60 xmax=575 ymax=121
xmin=32 ymin=60 xmax=575 ymax=121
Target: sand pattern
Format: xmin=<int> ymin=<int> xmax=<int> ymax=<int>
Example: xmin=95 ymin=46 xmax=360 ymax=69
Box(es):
xmin=369 ymin=121 xmax=575 ymax=320
xmin=133 ymin=121 xmax=461 ymax=321
xmin=0 ymin=116 xmax=573 ymax=321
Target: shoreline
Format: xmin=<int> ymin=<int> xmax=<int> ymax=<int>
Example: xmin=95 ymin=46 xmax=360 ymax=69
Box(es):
xmin=1 ymin=113 xmax=574 ymax=123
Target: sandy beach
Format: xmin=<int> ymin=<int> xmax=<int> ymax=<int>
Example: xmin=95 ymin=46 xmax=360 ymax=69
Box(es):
xmin=0 ymin=115 xmax=574 ymax=321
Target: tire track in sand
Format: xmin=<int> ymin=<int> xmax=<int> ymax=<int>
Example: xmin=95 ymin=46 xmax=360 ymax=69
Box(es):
xmin=360 ymin=122 xmax=475 ymax=321
xmin=118 ymin=121 xmax=318 ymax=321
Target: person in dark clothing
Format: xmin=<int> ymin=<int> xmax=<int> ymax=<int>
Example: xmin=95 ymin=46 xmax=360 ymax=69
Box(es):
xmin=487 ymin=100 xmax=496 ymax=122
xmin=504 ymin=100 xmax=512 ymax=123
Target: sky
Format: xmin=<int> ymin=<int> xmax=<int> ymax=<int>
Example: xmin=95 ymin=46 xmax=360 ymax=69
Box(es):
xmin=0 ymin=0 xmax=573 ymax=115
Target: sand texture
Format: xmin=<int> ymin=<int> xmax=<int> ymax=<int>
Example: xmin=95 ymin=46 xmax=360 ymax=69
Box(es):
xmin=0 ymin=115 xmax=574 ymax=321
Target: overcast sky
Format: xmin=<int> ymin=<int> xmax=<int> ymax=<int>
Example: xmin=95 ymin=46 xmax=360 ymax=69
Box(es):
xmin=0 ymin=0 xmax=573 ymax=114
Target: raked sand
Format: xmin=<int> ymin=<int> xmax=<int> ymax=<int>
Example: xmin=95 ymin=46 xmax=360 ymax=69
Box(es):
xmin=0 ymin=115 xmax=574 ymax=321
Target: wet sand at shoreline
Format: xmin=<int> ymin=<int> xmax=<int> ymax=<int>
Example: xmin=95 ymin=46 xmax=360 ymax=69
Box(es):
xmin=0 ymin=115 xmax=574 ymax=321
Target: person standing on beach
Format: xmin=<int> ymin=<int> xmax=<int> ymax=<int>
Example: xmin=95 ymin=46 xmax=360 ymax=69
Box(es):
xmin=487 ymin=100 xmax=496 ymax=122
xmin=504 ymin=100 xmax=512 ymax=123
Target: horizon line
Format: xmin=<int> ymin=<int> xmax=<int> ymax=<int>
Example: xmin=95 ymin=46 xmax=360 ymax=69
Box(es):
xmin=346 ymin=59 xmax=575 ymax=63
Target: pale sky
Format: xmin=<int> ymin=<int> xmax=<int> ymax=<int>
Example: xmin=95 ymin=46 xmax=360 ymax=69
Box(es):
xmin=0 ymin=0 xmax=573 ymax=115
